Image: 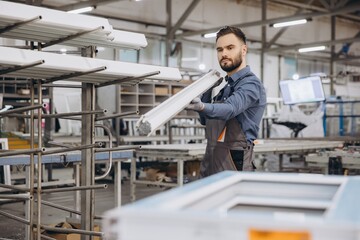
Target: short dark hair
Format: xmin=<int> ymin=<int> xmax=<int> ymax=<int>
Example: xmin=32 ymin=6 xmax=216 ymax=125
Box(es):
xmin=216 ymin=26 xmax=247 ymax=44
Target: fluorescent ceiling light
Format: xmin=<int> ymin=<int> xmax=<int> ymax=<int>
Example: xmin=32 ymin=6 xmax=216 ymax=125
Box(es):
xmin=68 ymin=6 xmax=94 ymax=14
xmin=272 ymin=19 xmax=308 ymax=28
xmin=182 ymin=57 xmax=198 ymax=62
xmin=203 ymin=32 xmax=217 ymax=38
xmin=298 ymin=46 xmax=326 ymax=53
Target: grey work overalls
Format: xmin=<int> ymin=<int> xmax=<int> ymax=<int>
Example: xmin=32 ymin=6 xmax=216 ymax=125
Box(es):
xmin=199 ymin=86 xmax=255 ymax=178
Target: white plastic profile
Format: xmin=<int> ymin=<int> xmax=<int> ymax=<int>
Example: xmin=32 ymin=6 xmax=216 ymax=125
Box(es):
xmin=0 ymin=1 xmax=147 ymax=49
xmin=0 ymin=46 xmax=181 ymax=84
xmin=136 ymin=70 xmax=222 ymax=136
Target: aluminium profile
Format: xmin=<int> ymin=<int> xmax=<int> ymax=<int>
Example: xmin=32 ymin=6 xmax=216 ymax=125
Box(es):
xmin=136 ymin=69 xmax=221 ymax=136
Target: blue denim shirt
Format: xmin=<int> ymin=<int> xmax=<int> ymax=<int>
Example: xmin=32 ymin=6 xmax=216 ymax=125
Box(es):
xmin=199 ymin=65 xmax=267 ymax=143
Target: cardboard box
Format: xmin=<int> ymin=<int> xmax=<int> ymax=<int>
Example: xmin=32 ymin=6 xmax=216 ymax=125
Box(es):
xmin=155 ymin=86 xmax=169 ymax=95
xmin=171 ymin=87 xmax=183 ymax=95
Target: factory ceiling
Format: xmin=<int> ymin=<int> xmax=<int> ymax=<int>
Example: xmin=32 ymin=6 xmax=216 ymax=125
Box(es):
xmin=2 ymin=0 xmax=360 ymax=65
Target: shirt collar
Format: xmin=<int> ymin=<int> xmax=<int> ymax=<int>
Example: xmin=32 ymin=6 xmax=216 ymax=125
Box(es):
xmin=227 ymin=65 xmax=251 ymax=83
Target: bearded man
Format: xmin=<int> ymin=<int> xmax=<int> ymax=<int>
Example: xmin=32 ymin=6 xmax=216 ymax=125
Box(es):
xmin=187 ymin=26 xmax=267 ymax=178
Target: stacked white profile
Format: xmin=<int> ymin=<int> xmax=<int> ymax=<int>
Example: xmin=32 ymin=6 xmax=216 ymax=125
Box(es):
xmin=0 ymin=1 xmax=147 ymax=49
xmin=0 ymin=46 xmax=181 ymax=84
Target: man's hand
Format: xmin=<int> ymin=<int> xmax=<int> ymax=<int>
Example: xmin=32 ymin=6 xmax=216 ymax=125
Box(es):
xmin=186 ymin=97 xmax=205 ymax=111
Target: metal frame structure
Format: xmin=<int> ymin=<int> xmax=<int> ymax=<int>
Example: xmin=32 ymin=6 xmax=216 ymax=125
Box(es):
xmin=0 ymin=3 xmax=181 ymax=240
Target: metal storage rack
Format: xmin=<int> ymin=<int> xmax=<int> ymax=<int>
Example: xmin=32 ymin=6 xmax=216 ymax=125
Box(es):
xmin=0 ymin=1 xmax=181 ymax=239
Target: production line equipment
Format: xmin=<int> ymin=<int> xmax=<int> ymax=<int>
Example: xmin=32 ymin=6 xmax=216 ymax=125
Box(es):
xmin=103 ymin=171 xmax=360 ymax=240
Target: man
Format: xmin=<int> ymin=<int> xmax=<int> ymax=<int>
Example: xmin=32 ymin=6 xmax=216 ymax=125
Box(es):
xmin=187 ymin=26 xmax=267 ymax=178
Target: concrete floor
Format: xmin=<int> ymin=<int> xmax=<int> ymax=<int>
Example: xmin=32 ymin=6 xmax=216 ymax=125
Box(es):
xmin=0 ymin=154 xmax=331 ymax=239
xmin=0 ymin=167 xmax=165 ymax=240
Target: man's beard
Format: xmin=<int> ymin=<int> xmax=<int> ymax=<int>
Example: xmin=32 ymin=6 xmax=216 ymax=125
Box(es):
xmin=220 ymin=54 xmax=242 ymax=73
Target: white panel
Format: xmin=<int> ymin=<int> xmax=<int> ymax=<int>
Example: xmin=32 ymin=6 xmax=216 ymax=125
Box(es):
xmin=0 ymin=1 xmax=147 ymax=49
xmin=0 ymin=46 xmax=182 ymax=83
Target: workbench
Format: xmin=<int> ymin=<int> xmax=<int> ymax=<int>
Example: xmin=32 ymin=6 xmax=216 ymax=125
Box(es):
xmin=131 ymin=139 xmax=344 ymax=201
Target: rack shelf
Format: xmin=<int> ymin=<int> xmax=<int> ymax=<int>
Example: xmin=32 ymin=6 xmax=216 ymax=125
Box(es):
xmin=118 ymin=80 xmax=194 ymax=117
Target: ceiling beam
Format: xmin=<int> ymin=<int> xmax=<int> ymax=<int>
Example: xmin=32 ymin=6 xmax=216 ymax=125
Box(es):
xmin=319 ymin=0 xmax=331 ymax=9
xmin=176 ymin=1 xmax=360 ymax=38
xmin=333 ymin=55 xmax=360 ymax=62
xmin=269 ymin=0 xmax=360 ymax=21
xmin=168 ymin=0 xmax=201 ymax=38
xmin=264 ymin=36 xmax=360 ymax=53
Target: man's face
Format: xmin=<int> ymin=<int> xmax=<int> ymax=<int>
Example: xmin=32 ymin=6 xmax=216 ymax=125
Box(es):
xmin=216 ymin=33 xmax=246 ymax=74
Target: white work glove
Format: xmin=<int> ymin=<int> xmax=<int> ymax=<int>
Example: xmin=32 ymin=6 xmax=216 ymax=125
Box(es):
xmin=186 ymin=97 xmax=205 ymax=111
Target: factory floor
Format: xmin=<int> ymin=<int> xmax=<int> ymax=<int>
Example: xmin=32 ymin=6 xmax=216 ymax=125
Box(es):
xmin=0 ymin=167 xmax=165 ymax=240
xmin=0 ymin=154 xmax=328 ymax=239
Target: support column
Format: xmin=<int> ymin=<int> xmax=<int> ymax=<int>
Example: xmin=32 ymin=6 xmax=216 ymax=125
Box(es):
xmin=260 ymin=0 xmax=267 ymax=82
xmin=330 ymin=15 xmax=336 ymax=95
xmin=81 ymin=82 xmax=95 ymax=240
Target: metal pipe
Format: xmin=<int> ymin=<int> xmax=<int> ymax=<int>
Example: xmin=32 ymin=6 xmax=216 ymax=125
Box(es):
xmin=28 ymin=80 xmax=35 ymax=240
xmin=94 ymin=124 xmax=112 ymax=180
xmin=41 ymin=225 xmax=103 ymax=237
xmin=45 ymin=109 xmax=107 ymax=118
xmin=42 ymin=84 xmax=82 ymax=88
xmin=41 ymin=26 xmax=105 ymax=48
xmin=40 ymin=200 xmax=102 ymax=219
xmin=0 ymin=15 xmax=42 ymax=35
xmin=0 ymin=148 xmax=45 ymax=157
xmin=94 ymin=145 xmax=141 ymax=153
xmin=0 ymin=80 xmax=30 ymax=84
xmin=6 ymin=109 xmax=107 ymax=119
xmin=43 ymin=66 xmax=107 ymax=83
xmin=57 ymin=116 xmax=81 ymax=121
xmin=42 ymin=143 xmax=102 ymax=155
xmin=0 ymin=194 xmax=32 ymax=200
xmin=0 ymin=183 xmax=30 ymax=192
xmin=40 ymin=184 xmax=107 ymax=193
xmin=95 ymin=110 xmax=139 ymax=121
xmin=36 ymin=79 xmax=43 ymax=240
xmin=0 ymin=210 xmax=30 ymax=225
xmin=40 ymin=234 xmax=56 ymax=240
xmin=0 ymin=103 xmax=45 ymax=116
xmin=97 ymin=70 xmax=160 ymax=88
xmin=46 ymin=141 xmax=73 ymax=148
xmin=0 ymin=60 xmax=45 ymax=75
